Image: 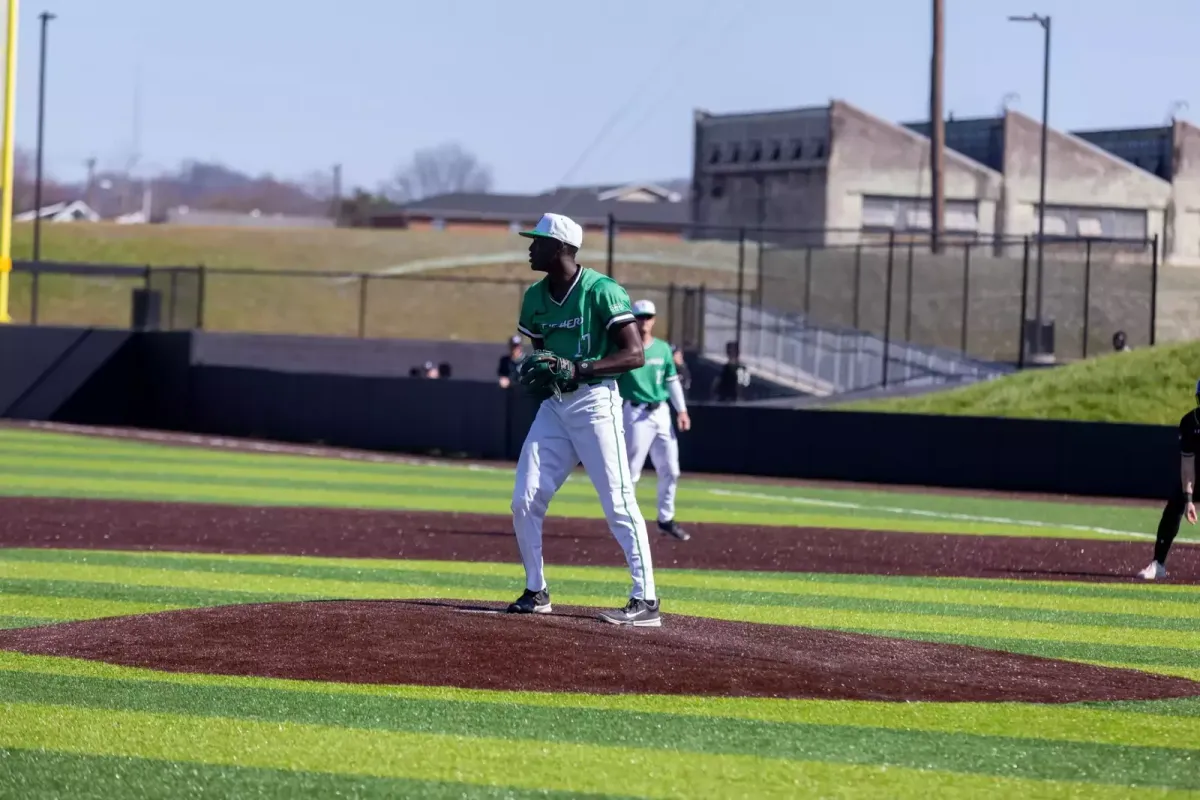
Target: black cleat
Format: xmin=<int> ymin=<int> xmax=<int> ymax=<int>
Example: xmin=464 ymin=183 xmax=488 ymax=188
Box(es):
xmin=507 ymin=588 xmax=552 ymax=614
xmin=598 ymin=597 xmax=662 ymax=627
xmin=657 ymin=519 xmax=691 ymax=541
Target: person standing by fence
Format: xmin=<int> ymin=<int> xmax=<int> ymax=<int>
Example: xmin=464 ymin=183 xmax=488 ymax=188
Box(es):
xmin=498 ymin=335 xmax=524 ymax=388
xmin=713 ymin=341 xmax=750 ymax=402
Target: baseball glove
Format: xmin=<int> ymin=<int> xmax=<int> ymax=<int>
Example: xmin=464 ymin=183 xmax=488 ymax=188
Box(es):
xmin=518 ymin=350 xmax=579 ymax=397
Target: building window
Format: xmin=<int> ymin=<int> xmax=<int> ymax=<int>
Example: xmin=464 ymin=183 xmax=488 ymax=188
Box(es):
xmin=1037 ymin=204 xmax=1148 ymax=239
xmin=749 ymin=140 xmax=762 ymax=162
xmin=861 ymin=195 xmax=979 ymax=233
xmin=790 ymin=140 xmax=804 ymax=160
xmin=730 ymin=143 xmax=742 ymax=163
xmin=861 ymin=197 xmax=898 ymax=228
xmin=707 ymin=144 xmax=722 ymax=165
xmin=711 ymin=181 xmax=725 ymax=199
xmin=812 ymin=140 xmax=826 ymax=159
xmin=769 ymin=140 xmax=782 ymax=161
xmin=1041 ymin=215 xmax=1069 ymax=236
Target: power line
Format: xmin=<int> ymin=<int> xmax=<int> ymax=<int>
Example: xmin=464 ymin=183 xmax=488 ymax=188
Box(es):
xmin=584 ymin=4 xmax=752 ymax=178
xmin=553 ymin=2 xmax=722 ymax=209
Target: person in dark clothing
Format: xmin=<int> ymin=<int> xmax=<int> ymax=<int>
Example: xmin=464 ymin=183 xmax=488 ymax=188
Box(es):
xmin=438 ymin=361 xmax=452 ymax=379
xmin=671 ymin=344 xmax=691 ymax=394
xmin=713 ymin=340 xmax=750 ymax=402
xmin=497 ymin=335 xmax=524 ymax=388
xmin=1140 ymin=379 xmax=1200 ymax=580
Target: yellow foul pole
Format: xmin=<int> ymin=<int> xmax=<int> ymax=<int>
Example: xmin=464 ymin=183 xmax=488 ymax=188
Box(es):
xmin=0 ymin=0 xmax=17 ymax=324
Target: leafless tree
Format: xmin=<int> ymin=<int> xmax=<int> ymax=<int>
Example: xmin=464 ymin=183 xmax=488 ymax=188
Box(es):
xmin=386 ymin=142 xmax=493 ymax=203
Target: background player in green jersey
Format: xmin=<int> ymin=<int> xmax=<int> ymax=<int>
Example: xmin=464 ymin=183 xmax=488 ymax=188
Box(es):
xmin=507 ymin=213 xmax=661 ymax=627
xmin=618 ymin=299 xmax=693 ymax=541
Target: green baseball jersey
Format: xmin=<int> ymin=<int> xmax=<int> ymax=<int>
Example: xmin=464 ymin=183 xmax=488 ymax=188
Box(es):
xmin=618 ymin=337 xmax=677 ymax=404
xmin=517 ymin=268 xmax=635 ymax=364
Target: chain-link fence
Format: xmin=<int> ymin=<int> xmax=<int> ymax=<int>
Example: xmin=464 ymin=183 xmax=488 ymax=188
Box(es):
xmin=10 ymin=261 xmax=691 ymax=346
xmin=755 ymin=233 xmax=1158 ymax=365
xmin=9 ymin=226 xmax=1158 ymax=374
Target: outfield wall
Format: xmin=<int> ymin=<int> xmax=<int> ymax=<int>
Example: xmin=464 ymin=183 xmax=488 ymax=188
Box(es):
xmin=0 ymin=326 xmax=1177 ymax=500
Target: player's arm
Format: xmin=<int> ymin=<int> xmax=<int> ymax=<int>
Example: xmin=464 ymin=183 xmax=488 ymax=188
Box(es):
xmin=1181 ymin=418 xmax=1196 ymax=524
xmin=575 ymin=281 xmax=643 ymax=379
xmin=664 ymin=348 xmax=691 ymax=430
xmin=516 ymin=294 xmax=544 ymax=350
xmin=577 ymin=321 xmax=643 ymax=379
xmin=1176 ymin=419 xmax=1195 ymax=525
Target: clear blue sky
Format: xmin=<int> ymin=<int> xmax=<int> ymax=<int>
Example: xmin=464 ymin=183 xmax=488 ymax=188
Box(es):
xmin=13 ymin=0 xmax=1200 ymax=193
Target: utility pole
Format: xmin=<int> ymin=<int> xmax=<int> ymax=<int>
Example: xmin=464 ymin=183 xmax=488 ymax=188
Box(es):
xmin=32 ymin=11 xmax=55 ymax=263
xmin=331 ymin=163 xmax=342 ymax=224
xmin=84 ymin=156 xmax=96 ymax=205
xmin=1009 ymin=13 xmax=1052 ymax=341
xmin=929 ymin=0 xmax=946 ymax=253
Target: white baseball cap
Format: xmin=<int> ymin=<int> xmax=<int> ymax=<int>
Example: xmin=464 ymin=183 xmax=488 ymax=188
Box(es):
xmin=632 ymin=299 xmax=657 ymax=318
xmin=519 ymin=213 xmax=583 ymax=248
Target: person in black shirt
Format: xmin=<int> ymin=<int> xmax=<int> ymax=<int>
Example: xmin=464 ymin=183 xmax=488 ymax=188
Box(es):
xmin=1140 ymin=380 xmax=1200 ymax=579
xmin=713 ymin=340 xmax=750 ymax=402
xmin=497 ymin=335 xmax=524 ymax=388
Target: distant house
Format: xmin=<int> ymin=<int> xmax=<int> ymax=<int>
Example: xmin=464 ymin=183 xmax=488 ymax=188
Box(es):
xmin=366 ymin=182 xmax=691 ymax=237
xmin=14 ymin=200 xmax=101 ymax=223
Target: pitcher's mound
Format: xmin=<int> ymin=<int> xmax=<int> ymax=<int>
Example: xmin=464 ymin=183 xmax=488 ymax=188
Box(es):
xmin=2 ymin=600 xmax=1197 ymax=703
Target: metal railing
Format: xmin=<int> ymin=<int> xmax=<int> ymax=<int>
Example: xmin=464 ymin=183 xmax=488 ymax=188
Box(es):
xmin=703 ymin=293 xmax=1012 ymax=396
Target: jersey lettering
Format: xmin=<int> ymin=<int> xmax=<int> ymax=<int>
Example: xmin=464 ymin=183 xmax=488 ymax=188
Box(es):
xmin=516 ymin=269 xmax=635 ymax=365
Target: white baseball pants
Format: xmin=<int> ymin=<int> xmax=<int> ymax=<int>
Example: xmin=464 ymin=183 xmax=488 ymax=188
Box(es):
xmin=623 ymin=402 xmax=680 ymax=524
xmin=511 ymin=380 xmax=656 ymax=601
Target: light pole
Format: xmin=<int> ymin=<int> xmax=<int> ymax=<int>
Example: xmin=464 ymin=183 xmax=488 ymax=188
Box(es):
xmin=32 ymin=11 xmax=53 ymax=263
xmin=0 ymin=0 xmax=20 ymax=325
xmin=1008 ymin=12 xmax=1051 ymax=351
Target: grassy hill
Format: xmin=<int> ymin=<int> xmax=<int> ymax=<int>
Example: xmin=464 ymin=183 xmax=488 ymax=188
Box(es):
xmin=5 ymin=223 xmax=750 ymax=341
xmin=844 ymin=340 xmax=1200 ymax=425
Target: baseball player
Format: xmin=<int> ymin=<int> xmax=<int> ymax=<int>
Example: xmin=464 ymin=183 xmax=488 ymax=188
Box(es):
xmin=507 ymin=212 xmax=661 ymax=627
xmin=618 ymin=299 xmax=692 ymax=541
xmin=1139 ymin=379 xmax=1200 ymax=579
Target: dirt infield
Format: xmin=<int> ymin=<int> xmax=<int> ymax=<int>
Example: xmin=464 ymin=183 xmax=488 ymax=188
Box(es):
xmin=2 ymin=600 xmax=1197 ymax=703
xmin=2 ymin=496 xmax=1196 ymax=582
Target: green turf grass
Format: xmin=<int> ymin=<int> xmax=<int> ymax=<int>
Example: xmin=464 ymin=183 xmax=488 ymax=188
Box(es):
xmin=3 ymin=426 xmax=1200 ymax=797
xmin=0 ymin=427 xmax=1184 ymax=541
xmin=843 ymin=339 xmax=1200 ymax=424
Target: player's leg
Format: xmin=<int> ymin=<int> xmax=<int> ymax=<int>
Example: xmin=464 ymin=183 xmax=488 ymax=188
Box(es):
xmin=649 ymin=406 xmax=688 ymax=541
xmin=509 ymin=403 xmax=576 ymax=610
xmin=1142 ymin=487 xmax=1186 ymax=579
xmin=624 ymin=403 xmax=654 ymax=484
xmin=569 ymin=385 xmax=658 ymax=623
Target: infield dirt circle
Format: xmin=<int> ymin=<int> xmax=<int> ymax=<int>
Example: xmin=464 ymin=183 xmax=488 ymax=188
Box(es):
xmin=3 ymin=600 xmax=1199 ymax=704
xmin=2 ymin=495 xmax=1199 ymax=704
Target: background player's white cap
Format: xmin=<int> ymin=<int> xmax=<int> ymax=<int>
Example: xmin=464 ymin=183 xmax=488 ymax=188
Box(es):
xmin=632 ymin=299 xmax=657 ymax=317
xmin=519 ymin=213 xmax=583 ymax=248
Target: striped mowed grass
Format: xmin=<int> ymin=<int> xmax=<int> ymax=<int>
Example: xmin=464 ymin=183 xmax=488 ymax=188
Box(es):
xmin=1 ymin=427 xmax=1198 ymax=798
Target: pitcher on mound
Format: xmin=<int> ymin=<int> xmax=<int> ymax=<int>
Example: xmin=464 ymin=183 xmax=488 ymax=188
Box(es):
xmin=507 ymin=212 xmax=660 ymax=627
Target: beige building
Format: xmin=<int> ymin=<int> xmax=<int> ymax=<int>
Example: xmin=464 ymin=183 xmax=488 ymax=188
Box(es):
xmin=692 ymin=100 xmax=1200 ymax=265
